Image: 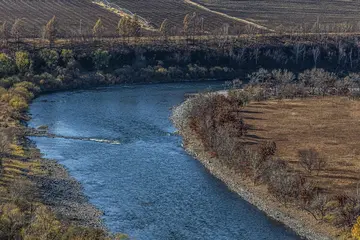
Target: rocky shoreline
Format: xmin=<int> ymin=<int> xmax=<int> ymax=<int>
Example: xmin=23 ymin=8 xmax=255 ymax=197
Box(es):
xmin=25 ymin=131 xmax=106 ymax=230
xmin=171 ymin=98 xmax=336 ymax=240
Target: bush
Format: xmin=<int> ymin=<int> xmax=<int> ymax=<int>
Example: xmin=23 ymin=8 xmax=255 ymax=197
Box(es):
xmin=9 ymin=95 xmax=28 ymax=111
xmin=228 ymin=89 xmax=250 ymax=106
xmin=307 ymin=194 xmax=330 ymax=220
xmin=268 ymin=170 xmax=304 ymax=206
xmin=10 ymin=87 xmax=34 ymax=101
xmin=0 ymin=53 xmax=15 ymax=76
xmin=93 ymin=49 xmax=109 ymax=71
xmin=0 ymin=203 xmax=26 ymax=239
xmin=0 ymin=76 xmax=21 ymax=88
xmin=60 ymin=49 xmax=74 ymax=66
xmin=22 ymin=206 xmax=62 ymax=240
xmin=298 ymin=148 xmax=326 ymax=175
xmin=333 ymin=195 xmax=360 ymax=228
xmin=298 ymin=68 xmax=338 ymax=96
xmin=13 ymin=81 xmax=40 ymax=94
xmin=15 ymin=51 xmax=31 ymax=74
xmin=39 ymin=49 xmax=59 ymax=71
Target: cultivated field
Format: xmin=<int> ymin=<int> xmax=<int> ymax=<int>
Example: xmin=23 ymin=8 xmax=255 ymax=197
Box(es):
xmin=193 ymin=0 xmax=360 ymax=32
xmin=0 ymin=0 xmax=120 ymax=38
xmin=108 ymin=0 xmax=249 ymax=35
xmin=243 ymin=97 xmax=360 ymax=194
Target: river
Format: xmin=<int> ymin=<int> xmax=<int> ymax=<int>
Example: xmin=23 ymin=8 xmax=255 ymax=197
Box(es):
xmin=29 ymin=82 xmax=300 ymax=240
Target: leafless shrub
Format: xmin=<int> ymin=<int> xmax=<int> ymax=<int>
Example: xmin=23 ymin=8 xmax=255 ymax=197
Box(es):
xmin=248 ymin=150 xmax=266 ymax=184
xmin=298 ymin=68 xmax=338 ymax=96
xmin=333 ymin=194 xmax=360 ymax=227
xmin=298 ymin=148 xmax=326 ymax=175
xmin=259 ymin=141 xmax=276 ymax=161
xmin=304 ymin=194 xmax=330 ymax=220
xmin=268 ymin=170 xmax=304 ymax=206
xmin=228 ymin=89 xmax=250 ymax=107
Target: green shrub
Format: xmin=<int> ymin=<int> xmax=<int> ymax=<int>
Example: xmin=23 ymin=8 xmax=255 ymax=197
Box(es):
xmin=93 ymin=49 xmax=109 ymax=71
xmin=0 ymin=76 xmax=21 ymax=88
xmin=15 ymin=51 xmax=31 ymax=74
xmin=13 ymin=81 xmax=40 ymax=93
xmin=10 ymin=87 xmax=34 ymax=101
xmin=39 ymin=49 xmax=59 ymax=70
xmin=60 ymin=49 xmax=74 ymax=66
xmin=0 ymin=203 xmax=26 ymax=239
xmin=22 ymin=206 xmax=61 ymax=240
xmin=0 ymin=53 xmax=15 ymax=76
xmin=9 ymin=95 xmax=28 ymax=111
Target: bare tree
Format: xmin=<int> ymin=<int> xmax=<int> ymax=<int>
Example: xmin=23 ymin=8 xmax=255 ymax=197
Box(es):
xmin=160 ymin=19 xmax=169 ymax=41
xmin=308 ymin=194 xmax=329 ymax=220
xmin=93 ymin=18 xmax=104 ymax=39
xmin=43 ymin=16 xmax=57 ymax=47
xmin=11 ymin=18 xmax=24 ymax=42
xmin=183 ymin=13 xmax=191 ymax=38
xmin=269 ymin=171 xmax=304 ymax=206
xmin=130 ymin=14 xmax=141 ymax=40
xmin=292 ymin=43 xmax=305 ymax=64
xmin=298 ymin=148 xmax=326 ymax=175
xmin=118 ymin=17 xmax=130 ymax=39
xmin=0 ymin=21 xmax=10 ymax=43
xmin=312 ymin=47 xmax=320 ymax=68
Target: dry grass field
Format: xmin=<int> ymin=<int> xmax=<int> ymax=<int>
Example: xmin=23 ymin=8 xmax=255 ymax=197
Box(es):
xmin=0 ymin=0 xmax=120 ymax=38
xmin=243 ymin=97 xmax=360 ymax=195
xmin=193 ymin=0 xmax=360 ymax=32
xmin=109 ymin=0 xmax=248 ymax=34
xmin=0 ymin=0 xmax=249 ymax=38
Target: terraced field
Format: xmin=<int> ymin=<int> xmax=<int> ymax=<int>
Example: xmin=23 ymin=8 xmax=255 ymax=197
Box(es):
xmin=193 ymin=0 xmax=360 ymax=32
xmin=109 ymin=0 xmax=250 ymax=35
xmin=0 ymin=0 xmax=120 ymax=38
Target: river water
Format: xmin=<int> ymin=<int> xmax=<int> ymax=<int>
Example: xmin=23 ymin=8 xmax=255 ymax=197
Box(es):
xmin=29 ymin=82 xmax=300 ymax=240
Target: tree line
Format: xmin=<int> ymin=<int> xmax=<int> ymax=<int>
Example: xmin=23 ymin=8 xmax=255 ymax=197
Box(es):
xmin=0 ymin=12 xmax=238 ymax=45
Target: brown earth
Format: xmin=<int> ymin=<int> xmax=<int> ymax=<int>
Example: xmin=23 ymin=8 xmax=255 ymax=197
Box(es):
xmin=242 ymin=97 xmax=360 ymax=196
xmin=110 ymin=0 xmax=249 ymax=35
xmin=193 ymin=0 xmax=360 ymax=32
xmin=0 ymin=0 xmax=120 ymax=38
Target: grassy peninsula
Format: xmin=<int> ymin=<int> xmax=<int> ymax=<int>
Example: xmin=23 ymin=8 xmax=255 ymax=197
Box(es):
xmin=172 ymin=69 xmax=360 ymax=240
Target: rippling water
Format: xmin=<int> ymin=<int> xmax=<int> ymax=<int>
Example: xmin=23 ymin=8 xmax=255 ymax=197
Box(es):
xmin=29 ymin=82 xmax=300 ymax=240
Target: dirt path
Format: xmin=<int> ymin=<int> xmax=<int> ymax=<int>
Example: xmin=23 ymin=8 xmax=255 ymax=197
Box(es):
xmin=183 ymin=0 xmax=275 ymax=32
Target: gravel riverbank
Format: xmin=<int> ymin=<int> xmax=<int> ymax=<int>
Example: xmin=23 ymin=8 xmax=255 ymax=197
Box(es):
xmin=28 ymin=141 xmax=105 ymax=230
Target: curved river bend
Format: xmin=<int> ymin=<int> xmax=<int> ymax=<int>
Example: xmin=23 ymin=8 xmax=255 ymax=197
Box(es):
xmin=29 ymin=82 xmax=300 ymax=240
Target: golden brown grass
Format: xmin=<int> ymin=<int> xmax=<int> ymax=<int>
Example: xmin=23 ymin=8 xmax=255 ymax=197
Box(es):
xmin=243 ymin=96 xmax=360 ymax=195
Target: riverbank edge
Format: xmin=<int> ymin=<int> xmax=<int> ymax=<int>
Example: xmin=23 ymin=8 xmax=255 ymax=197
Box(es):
xmin=171 ymin=98 xmax=336 ymax=240
xmin=22 ymin=78 xmax=224 ymax=233
xmin=23 ymin=130 xmax=106 ymax=230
